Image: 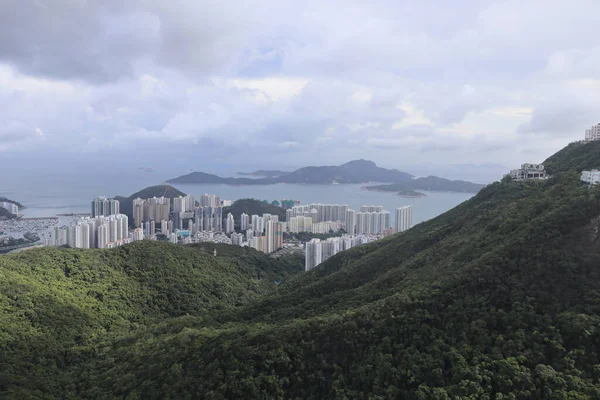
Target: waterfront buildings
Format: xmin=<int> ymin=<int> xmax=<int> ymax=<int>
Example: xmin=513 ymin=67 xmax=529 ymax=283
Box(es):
xmin=289 ymin=204 xmax=349 ymax=225
xmin=91 ymin=197 xmax=120 ymax=217
xmin=51 ymin=214 xmax=129 ymax=249
xmin=0 ymin=201 xmax=18 ymax=215
xmin=395 ymin=206 xmax=413 ymax=233
xmin=581 ymin=170 xmax=600 ymax=185
xmin=508 ymin=164 xmax=548 ymax=180
xmin=585 ymin=123 xmax=600 ymax=141
xmin=355 ymin=210 xmax=391 ymax=235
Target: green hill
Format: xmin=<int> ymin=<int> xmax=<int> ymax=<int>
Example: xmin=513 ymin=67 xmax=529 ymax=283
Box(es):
xmin=0 ymin=241 xmax=303 ymax=397
xmin=543 ymin=140 xmax=600 ymax=174
xmin=4 ymin=142 xmax=600 ymax=398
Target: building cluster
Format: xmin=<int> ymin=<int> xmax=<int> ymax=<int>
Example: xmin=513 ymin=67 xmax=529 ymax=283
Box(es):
xmin=305 ymin=235 xmax=375 ymax=271
xmin=48 ymin=214 xmax=130 ymax=249
xmin=508 ymin=163 xmax=548 ymax=180
xmin=91 ymin=197 xmax=120 ymax=217
xmin=581 ymin=170 xmax=600 ymax=185
xmin=585 ymin=123 xmax=600 ymax=142
xmin=0 ymin=201 xmax=18 ymax=215
xmin=47 ymin=194 xmax=416 ymax=269
xmin=304 ymin=205 xmax=414 ymax=271
xmin=286 ymin=203 xmax=412 ymax=236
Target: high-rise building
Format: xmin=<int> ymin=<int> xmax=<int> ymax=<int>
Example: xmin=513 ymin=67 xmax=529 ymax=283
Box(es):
xmin=97 ymin=223 xmax=109 ymax=249
xmin=131 ymin=228 xmax=144 ymax=241
xmin=231 ymin=232 xmax=244 ymax=246
xmin=133 ymin=198 xmax=144 ymax=227
xmin=305 ymin=239 xmax=322 ymax=271
xmin=226 ymin=213 xmax=235 ymax=233
xmin=91 ymin=196 xmax=120 ymax=217
xmin=246 ymin=229 xmax=254 ymax=241
xmin=199 ymin=194 xmax=220 ymax=207
xmin=395 ymin=206 xmax=413 ymax=232
xmin=585 ymin=123 xmax=600 ymax=141
xmin=240 ymin=213 xmax=249 ymax=231
xmin=345 ymin=209 xmax=356 ymax=234
xmin=266 ymin=221 xmax=283 ymax=253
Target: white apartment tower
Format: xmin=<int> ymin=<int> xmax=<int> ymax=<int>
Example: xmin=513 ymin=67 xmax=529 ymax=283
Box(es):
xmin=305 ymin=239 xmax=322 ymax=271
xmin=396 ymin=206 xmax=413 ymax=233
xmin=585 ymin=123 xmax=600 ymax=141
xmin=226 ymin=213 xmax=235 ymax=234
xmin=240 ymin=213 xmax=249 ymax=231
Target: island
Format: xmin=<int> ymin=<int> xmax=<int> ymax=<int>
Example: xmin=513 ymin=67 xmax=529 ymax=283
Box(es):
xmin=167 ymin=159 xmax=485 ymax=193
xmin=238 ymin=169 xmax=291 ymax=178
xmin=362 ymin=177 xmax=485 ymax=195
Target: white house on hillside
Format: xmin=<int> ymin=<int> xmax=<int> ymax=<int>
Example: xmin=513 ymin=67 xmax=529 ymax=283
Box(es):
xmin=509 ymin=163 xmax=548 ymax=180
xmin=581 ymin=170 xmax=600 ymax=185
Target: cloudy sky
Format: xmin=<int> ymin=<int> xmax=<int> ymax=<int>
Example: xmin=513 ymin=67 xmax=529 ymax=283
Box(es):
xmin=1 ymin=0 xmax=599 ymax=179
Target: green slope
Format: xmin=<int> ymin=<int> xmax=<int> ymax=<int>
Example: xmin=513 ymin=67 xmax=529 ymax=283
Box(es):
xmin=0 ymin=241 xmax=302 ymax=398
xmin=4 ymin=142 xmax=600 ymax=399
xmin=80 ymin=148 xmax=600 ymax=398
xmin=544 ymin=139 xmax=600 ymax=174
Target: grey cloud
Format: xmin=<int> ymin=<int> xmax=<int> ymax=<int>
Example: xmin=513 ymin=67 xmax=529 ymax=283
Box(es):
xmin=0 ymin=1 xmax=160 ymax=83
xmin=0 ymin=120 xmax=43 ymax=146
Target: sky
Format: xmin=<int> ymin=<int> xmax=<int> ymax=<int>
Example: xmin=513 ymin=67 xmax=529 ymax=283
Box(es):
xmin=1 ymin=0 xmax=599 ymax=180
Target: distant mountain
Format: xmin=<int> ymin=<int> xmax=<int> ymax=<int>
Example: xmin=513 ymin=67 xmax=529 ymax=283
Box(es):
xmin=168 ymin=171 xmax=276 ymax=185
xmin=167 ymin=159 xmax=482 ymax=193
xmin=128 ymin=185 xmax=186 ymax=200
xmin=238 ymin=170 xmax=291 ymax=178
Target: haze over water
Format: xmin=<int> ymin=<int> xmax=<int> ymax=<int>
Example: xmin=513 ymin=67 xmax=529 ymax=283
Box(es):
xmin=2 ymin=170 xmax=474 ymax=226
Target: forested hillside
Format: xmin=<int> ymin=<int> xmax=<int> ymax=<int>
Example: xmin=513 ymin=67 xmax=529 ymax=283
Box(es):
xmin=0 ymin=241 xmax=302 ymax=398
xmin=2 ymin=142 xmax=600 ymax=399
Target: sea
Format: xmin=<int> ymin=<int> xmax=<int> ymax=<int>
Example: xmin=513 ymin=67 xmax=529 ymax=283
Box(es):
xmin=1 ymin=169 xmax=476 ymax=227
